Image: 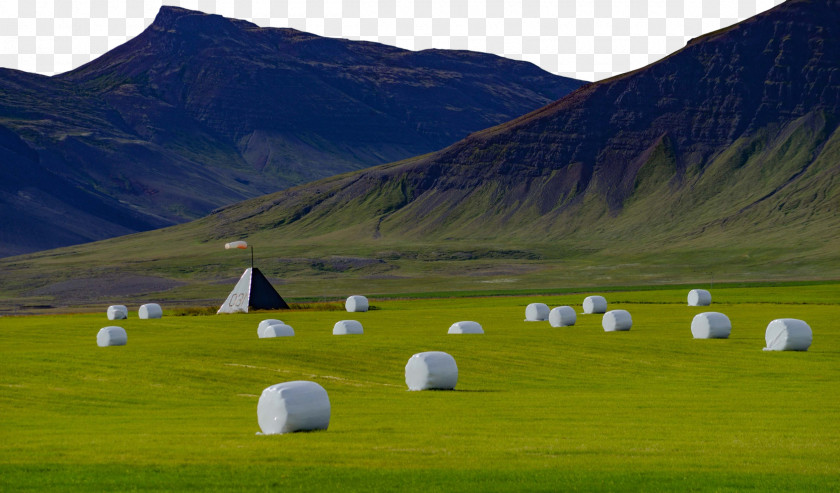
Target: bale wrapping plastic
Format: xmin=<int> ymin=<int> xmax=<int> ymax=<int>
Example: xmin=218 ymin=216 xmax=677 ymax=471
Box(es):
xmin=525 ymin=303 xmax=550 ymax=321
xmin=405 ymin=351 xmax=458 ymax=391
xmin=258 ymin=319 xmax=285 ymax=335
xmin=549 ymin=306 xmax=577 ymax=327
xmin=602 ymin=309 xmax=632 ymax=331
xmin=345 ymin=295 xmax=369 ymax=312
xmin=107 ymin=305 xmax=128 ymax=320
xmin=97 ymin=326 xmax=127 ymax=347
xmin=583 ymin=296 xmax=607 ymax=314
xmin=448 ymin=321 xmax=484 ymax=334
xmin=259 ymin=323 xmax=295 ymax=338
xmin=764 ymin=319 xmax=812 ymax=351
xmin=333 ymin=320 xmax=364 ymax=335
xmin=138 ymin=303 xmax=162 ymax=319
xmin=688 ymin=289 xmax=712 ymax=306
xmin=691 ymin=312 xmax=731 ymax=339
xmin=257 ymin=381 xmax=331 ymax=435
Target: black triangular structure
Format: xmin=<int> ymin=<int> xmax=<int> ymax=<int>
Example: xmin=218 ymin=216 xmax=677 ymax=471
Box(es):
xmin=217 ymin=267 xmax=289 ymax=313
xmin=249 ymin=267 xmax=289 ymax=310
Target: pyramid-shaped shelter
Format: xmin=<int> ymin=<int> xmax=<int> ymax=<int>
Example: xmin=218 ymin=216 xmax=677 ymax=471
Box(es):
xmin=217 ymin=268 xmax=289 ymax=314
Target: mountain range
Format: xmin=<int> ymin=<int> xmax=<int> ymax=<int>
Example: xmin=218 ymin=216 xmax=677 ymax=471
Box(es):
xmin=2 ymin=0 xmax=839 ymax=309
xmin=196 ymin=0 xmax=838 ymax=251
xmin=0 ymin=6 xmax=582 ymax=257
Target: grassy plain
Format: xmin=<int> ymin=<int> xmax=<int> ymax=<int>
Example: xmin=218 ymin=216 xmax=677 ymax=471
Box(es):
xmin=2 ymin=285 xmax=839 ymax=491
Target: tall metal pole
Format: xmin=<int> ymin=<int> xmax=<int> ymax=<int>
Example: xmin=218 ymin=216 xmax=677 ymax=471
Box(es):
xmin=251 ymin=245 xmax=254 ymax=270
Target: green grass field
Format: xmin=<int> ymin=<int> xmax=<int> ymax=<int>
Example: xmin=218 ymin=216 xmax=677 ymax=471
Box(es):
xmin=2 ymin=285 xmax=839 ymax=491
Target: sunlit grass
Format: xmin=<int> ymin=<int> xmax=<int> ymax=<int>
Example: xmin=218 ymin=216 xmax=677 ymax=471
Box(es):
xmin=2 ymin=286 xmax=839 ymax=491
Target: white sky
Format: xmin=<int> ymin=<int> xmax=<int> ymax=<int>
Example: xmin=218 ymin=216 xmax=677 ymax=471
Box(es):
xmin=0 ymin=0 xmax=785 ymax=81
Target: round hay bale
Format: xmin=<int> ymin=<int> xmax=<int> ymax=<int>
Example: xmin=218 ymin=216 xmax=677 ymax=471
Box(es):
xmin=257 ymin=381 xmax=331 ymax=435
xmin=549 ymin=306 xmax=577 ymax=327
xmin=258 ymin=319 xmax=285 ymax=335
xmin=691 ymin=312 xmax=731 ymax=339
xmin=345 ymin=295 xmax=369 ymax=312
xmin=448 ymin=321 xmax=484 ymax=334
xmin=525 ymin=303 xmax=550 ymax=321
xmin=688 ymin=289 xmax=712 ymax=306
xmin=259 ymin=323 xmax=295 ymax=338
xmin=107 ymin=305 xmax=128 ymax=320
xmin=764 ymin=318 xmax=812 ymax=351
xmin=97 ymin=326 xmax=127 ymax=347
xmin=405 ymin=351 xmax=458 ymax=391
xmin=138 ymin=303 xmax=162 ymax=319
xmin=602 ymin=309 xmax=632 ymax=331
xmin=333 ymin=320 xmax=364 ymax=335
xmin=583 ymin=296 xmax=607 ymax=314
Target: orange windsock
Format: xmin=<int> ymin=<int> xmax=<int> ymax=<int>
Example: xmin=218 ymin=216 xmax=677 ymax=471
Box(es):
xmin=225 ymin=241 xmax=248 ymax=250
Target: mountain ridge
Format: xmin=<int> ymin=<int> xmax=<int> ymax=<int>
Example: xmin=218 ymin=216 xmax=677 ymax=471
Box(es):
xmin=0 ymin=5 xmax=583 ymax=257
xmin=2 ymin=0 xmax=839 ymax=309
xmin=197 ymin=0 xmax=839 ymax=248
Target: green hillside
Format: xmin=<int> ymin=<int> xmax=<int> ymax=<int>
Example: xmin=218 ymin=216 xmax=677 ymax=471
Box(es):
xmin=2 ymin=112 xmax=837 ymax=312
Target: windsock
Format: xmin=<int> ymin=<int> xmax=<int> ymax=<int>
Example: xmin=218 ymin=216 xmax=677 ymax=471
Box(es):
xmin=225 ymin=241 xmax=248 ymax=249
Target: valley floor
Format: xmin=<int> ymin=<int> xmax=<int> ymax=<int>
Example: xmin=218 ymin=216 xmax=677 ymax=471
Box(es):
xmin=2 ymin=285 xmax=838 ymax=491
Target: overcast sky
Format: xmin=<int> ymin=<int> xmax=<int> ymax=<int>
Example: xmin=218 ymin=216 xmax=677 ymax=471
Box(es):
xmin=0 ymin=0 xmax=785 ymax=81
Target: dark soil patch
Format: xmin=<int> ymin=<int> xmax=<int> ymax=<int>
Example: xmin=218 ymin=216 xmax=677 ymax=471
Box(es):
xmin=27 ymin=275 xmax=187 ymax=303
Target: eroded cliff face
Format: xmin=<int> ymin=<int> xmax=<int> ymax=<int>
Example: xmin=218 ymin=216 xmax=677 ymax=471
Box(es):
xmin=394 ymin=0 xmax=839 ymax=215
xmin=201 ymin=0 xmax=840 ymax=246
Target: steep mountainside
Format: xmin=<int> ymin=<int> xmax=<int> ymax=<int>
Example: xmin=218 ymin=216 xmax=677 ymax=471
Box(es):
xmin=3 ymin=0 xmax=838 ymax=309
xmin=0 ymin=6 xmax=582 ymax=257
xmin=200 ymin=0 xmax=839 ymax=251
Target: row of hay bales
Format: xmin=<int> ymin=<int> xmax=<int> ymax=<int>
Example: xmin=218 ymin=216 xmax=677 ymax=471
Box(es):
xmin=257 ymin=319 xmax=365 ymax=338
xmin=106 ymin=303 xmax=163 ymax=320
xmin=523 ymin=289 xmax=813 ymax=350
xmin=525 ymin=289 xmax=710 ymax=321
xmin=526 ymin=297 xmax=631 ymax=331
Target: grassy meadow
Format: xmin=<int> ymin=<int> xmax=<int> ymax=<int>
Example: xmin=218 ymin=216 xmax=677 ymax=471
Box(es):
xmin=2 ymin=285 xmax=839 ymax=491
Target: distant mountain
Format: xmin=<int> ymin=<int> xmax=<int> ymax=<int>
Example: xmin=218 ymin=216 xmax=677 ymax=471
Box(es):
xmin=197 ymin=0 xmax=839 ymax=254
xmin=6 ymin=0 xmax=839 ymax=310
xmin=0 ymin=6 xmax=583 ymax=257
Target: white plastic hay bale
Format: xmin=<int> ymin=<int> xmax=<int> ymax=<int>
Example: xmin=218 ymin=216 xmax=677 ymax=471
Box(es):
xmin=257 ymin=381 xmax=331 ymax=435
xmin=583 ymin=295 xmax=607 ymax=314
xmin=257 ymin=319 xmax=285 ymax=335
xmin=345 ymin=295 xmax=369 ymax=312
xmin=691 ymin=312 xmax=731 ymax=339
xmin=764 ymin=319 xmax=812 ymax=351
xmin=602 ymin=310 xmax=632 ymax=331
xmin=97 ymin=326 xmax=127 ymax=347
xmin=259 ymin=323 xmax=295 ymax=338
xmin=405 ymin=351 xmax=458 ymax=391
xmin=107 ymin=305 xmax=128 ymax=320
xmin=448 ymin=321 xmax=484 ymax=334
xmin=688 ymin=289 xmax=712 ymax=306
xmin=333 ymin=320 xmax=364 ymax=335
xmin=525 ymin=303 xmax=550 ymax=321
xmin=549 ymin=306 xmax=577 ymax=327
xmin=138 ymin=303 xmax=162 ymax=319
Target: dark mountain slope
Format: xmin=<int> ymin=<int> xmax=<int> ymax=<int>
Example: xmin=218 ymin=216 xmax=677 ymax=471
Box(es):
xmin=5 ymin=0 xmax=839 ymax=308
xmin=61 ymin=6 xmax=581 ymax=173
xmin=0 ymin=6 xmax=582 ymax=256
xmin=198 ymin=0 xmax=839 ymax=253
